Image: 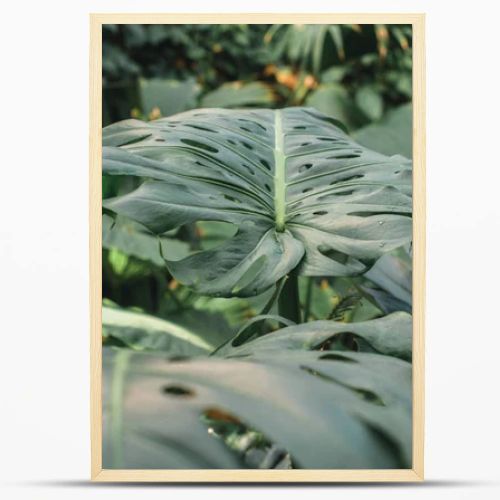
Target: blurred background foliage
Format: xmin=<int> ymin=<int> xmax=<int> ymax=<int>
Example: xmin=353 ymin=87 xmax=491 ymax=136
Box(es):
xmin=102 ymin=23 xmax=412 ymax=352
xmin=103 ymin=24 xmax=412 ymax=146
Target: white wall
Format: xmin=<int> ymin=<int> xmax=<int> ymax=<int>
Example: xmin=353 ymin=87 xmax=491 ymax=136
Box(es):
xmin=1 ymin=1 xmax=499 ymax=498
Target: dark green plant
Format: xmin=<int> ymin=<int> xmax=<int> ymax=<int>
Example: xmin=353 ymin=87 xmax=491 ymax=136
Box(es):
xmin=104 ymin=313 xmax=412 ymax=469
xmin=103 ymin=107 xmax=411 ymax=322
xmin=102 ymin=23 xmax=412 ymax=129
xmin=101 ymin=101 xmax=413 ymax=467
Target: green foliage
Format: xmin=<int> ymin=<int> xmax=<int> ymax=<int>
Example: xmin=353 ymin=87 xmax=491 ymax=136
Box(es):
xmin=103 ymin=24 xmax=271 ymax=87
xmin=102 ymin=107 xmax=412 ymax=297
xmin=354 ymin=103 xmax=412 ymax=158
xmin=102 ymin=302 xmax=214 ymax=355
xmin=138 ymin=78 xmax=200 ymax=118
xmin=103 ymin=23 xmax=412 ymax=132
xmin=201 ymin=81 xmax=275 ymax=108
xmin=104 ymin=319 xmax=412 ymax=468
xmin=101 ymin=24 xmax=414 ymax=470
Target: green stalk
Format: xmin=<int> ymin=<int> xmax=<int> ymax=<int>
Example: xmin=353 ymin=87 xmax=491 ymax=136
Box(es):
xmin=110 ymin=350 xmax=131 ymax=468
xmin=273 ymin=110 xmax=286 ymax=232
xmin=278 ymin=273 xmax=301 ymax=324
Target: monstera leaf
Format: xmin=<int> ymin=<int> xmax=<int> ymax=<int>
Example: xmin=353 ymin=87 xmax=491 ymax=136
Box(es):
xmin=102 ymin=304 xmax=215 ymax=356
xmin=103 ymin=213 xmax=191 ymax=266
xmin=217 ymin=311 xmax=412 ymax=361
xmin=103 ymin=313 xmax=413 ymax=469
xmin=103 ymin=345 xmax=412 ymax=469
xmin=361 ymin=250 xmax=413 ymax=314
xmin=103 ymin=107 xmax=412 ymax=297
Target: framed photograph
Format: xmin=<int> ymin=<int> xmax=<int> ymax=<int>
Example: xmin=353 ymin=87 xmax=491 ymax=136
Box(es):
xmin=90 ymin=13 xmax=425 ymax=482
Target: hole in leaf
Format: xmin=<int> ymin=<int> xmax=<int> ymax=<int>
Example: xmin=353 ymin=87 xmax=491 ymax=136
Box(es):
xmin=348 ymin=211 xmax=411 ymax=218
xmin=241 ymin=141 xmax=254 ymax=150
xmin=302 ymin=187 xmax=313 ymax=193
xmin=260 ymin=159 xmax=271 ymax=170
xmin=319 ymin=353 xmax=357 ymax=362
xmin=326 ymin=154 xmax=359 ymax=160
xmin=314 ymin=332 xmax=360 ymax=352
xmin=318 ymin=246 xmax=350 ymax=264
xmin=293 ymin=126 xmax=306 ymax=129
xmin=180 ymin=139 xmax=219 ymax=153
xmin=242 ymin=163 xmax=255 ymax=175
xmin=338 ymin=174 xmax=364 ymax=183
xmin=227 ymin=139 xmax=237 ymax=145
xmin=264 ymin=184 xmax=271 ymax=192
xmin=240 ymin=126 xmax=252 ymax=132
xmin=185 ymin=124 xmax=217 ymax=133
xmin=195 ymin=160 xmax=211 ymax=168
xmin=298 ymin=163 xmax=313 ymax=173
xmin=204 ymin=407 xmax=242 ymax=425
xmin=301 ymin=366 xmax=384 ymax=405
xmin=300 ymin=142 xmax=311 ymax=146
xmin=353 ymin=388 xmax=385 ymax=406
xmin=319 ymin=190 xmax=354 ymax=199
xmin=167 ymin=355 xmax=190 ymax=362
xmin=313 ymin=210 xmax=328 ymax=216
xmin=237 ymin=118 xmax=267 ymax=132
xmin=162 ymin=385 xmax=194 ymax=397
xmin=223 ymin=194 xmax=241 ymax=204
xmin=154 ymin=138 xmax=166 ymax=142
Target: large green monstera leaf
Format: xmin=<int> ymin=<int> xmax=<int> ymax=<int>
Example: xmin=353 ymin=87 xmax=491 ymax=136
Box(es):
xmin=103 ymin=313 xmax=412 ymax=469
xmin=103 ymin=107 xmax=412 ymax=297
xmin=103 ymin=349 xmax=411 ymax=469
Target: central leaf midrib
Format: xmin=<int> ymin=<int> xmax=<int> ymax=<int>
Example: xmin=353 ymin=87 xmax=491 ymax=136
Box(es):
xmin=273 ymin=110 xmax=286 ymax=232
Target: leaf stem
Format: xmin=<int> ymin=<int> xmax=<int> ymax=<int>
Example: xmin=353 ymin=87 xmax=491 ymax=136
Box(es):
xmin=273 ymin=110 xmax=286 ymax=232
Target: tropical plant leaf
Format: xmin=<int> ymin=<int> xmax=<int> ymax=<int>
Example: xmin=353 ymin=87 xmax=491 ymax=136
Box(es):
xmin=103 ymin=214 xmax=191 ymax=266
xmin=217 ymin=312 xmax=412 ymax=361
xmin=201 ymin=82 xmax=275 ymax=108
xmin=139 ymin=78 xmax=200 ymax=118
xmin=355 ymin=85 xmax=384 ymax=122
xmin=102 ymin=304 xmax=215 ymax=356
xmin=305 ymin=84 xmax=358 ymax=130
xmin=102 ymin=107 xmax=412 ymax=298
xmin=354 ymin=104 xmax=412 ymax=158
xmin=360 ymin=250 xmax=412 ymax=314
xmin=103 ymin=345 xmax=412 ymax=469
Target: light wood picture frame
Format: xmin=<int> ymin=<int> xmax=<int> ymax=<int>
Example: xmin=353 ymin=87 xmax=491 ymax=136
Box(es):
xmin=90 ymin=13 xmax=425 ymax=482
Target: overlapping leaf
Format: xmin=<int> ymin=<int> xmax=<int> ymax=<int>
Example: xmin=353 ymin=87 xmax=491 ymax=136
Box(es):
xmin=361 ymin=250 xmax=413 ymax=314
xmin=103 ymin=345 xmax=412 ymax=469
xmin=217 ymin=311 xmax=412 ymax=361
xmin=103 ymin=107 xmax=412 ymax=297
xmin=102 ymin=304 xmax=214 ymax=356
